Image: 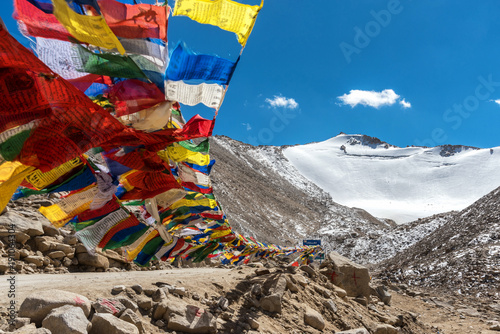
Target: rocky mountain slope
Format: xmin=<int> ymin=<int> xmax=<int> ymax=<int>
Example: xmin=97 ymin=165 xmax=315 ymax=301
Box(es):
xmin=210 ymin=136 xmax=457 ymax=265
xmin=379 ymin=186 xmax=500 ymax=299
xmin=210 ymin=136 xmax=395 ymax=248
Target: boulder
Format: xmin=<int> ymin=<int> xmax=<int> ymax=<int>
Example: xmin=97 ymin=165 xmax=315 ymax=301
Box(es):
xmin=92 ymin=298 xmax=127 ymax=316
xmin=41 ymin=223 xmax=60 ymax=237
xmin=336 ymin=329 xmax=370 ymax=334
xmin=304 ymin=307 xmax=325 ymax=330
xmin=24 ymin=256 xmax=44 ymax=267
xmin=19 ymin=289 xmax=91 ymax=326
xmin=259 ymin=293 xmax=282 ymax=314
xmin=0 ymin=258 xmax=10 ymax=273
xmin=0 ymin=212 xmax=44 ymax=237
xmin=323 ymin=299 xmax=338 ymax=313
xmin=47 ymin=251 xmax=66 ymax=259
xmin=294 ymin=274 xmax=309 ymax=287
xmin=77 ymin=253 xmax=109 ymax=269
xmin=153 ymin=302 xmax=168 ymax=320
xmin=322 ymin=252 xmax=371 ymax=299
xmin=42 ymin=305 xmax=91 ymax=334
xmin=115 ymin=297 xmax=138 ymax=312
xmin=0 ymin=231 xmax=30 ymax=244
xmin=167 ymin=305 xmax=216 ymax=334
xmin=285 ymin=275 xmax=299 ymax=293
xmin=111 ymin=285 xmax=126 ymax=295
xmin=119 ymin=309 xmax=145 ymax=334
xmin=299 ymin=265 xmax=317 ymax=278
xmin=11 ymin=324 xmax=52 ymax=333
xmin=136 ymin=295 xmax=153 ymax=311
xmin=90 ymin=313 xmax=139 ymax=334
xmin=375 ymin=285 xmax=392 ymax=305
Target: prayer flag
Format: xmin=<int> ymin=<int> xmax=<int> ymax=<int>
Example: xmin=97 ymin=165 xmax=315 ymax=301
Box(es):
xmin=165 ymin=80 xmax=224 ymax=109
xmin=0 ymin=162 xmax=35 ymax=212
xmin=173 ymin=0 xmax=263 ymax=46
xmin=166 ymin=42 xmax=238 ymax=85
xmin=35 ymin=38 xmax=87 ymax=80
xmin=98 ymin=0 xmax=168 ymax=40
xmin=52 ymin=0 xmax=124 ymax=54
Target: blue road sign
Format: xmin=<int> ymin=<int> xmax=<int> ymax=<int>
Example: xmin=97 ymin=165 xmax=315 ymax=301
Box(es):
xmin=303 ymin=239 xmax=321 ymax=246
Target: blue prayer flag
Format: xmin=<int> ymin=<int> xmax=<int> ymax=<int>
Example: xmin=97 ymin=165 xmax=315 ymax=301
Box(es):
xmin=166 ymin=42 xmax=238 ymax=85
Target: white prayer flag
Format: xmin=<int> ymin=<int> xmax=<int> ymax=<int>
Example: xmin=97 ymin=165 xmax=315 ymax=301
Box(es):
xmin=165 ymin=80 xmax=224 ymax=109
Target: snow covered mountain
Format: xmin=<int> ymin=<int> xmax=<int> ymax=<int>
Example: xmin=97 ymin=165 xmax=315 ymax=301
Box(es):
xmin=284 ymin=133 xmax=500 ymax=223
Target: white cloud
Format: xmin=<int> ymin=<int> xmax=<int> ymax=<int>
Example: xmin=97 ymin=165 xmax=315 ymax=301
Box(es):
xmin=492 ymin=99 xmax=500 ymax=106
xmin=399 ymin=98 xmax=411 ymax=109
xmin=242 ymin=123 xmax=252 ymax=131
xmin=338 ymin=89 xmax=411 ymax=109
xmin=265 ymin=95 xmax=299 ymax=109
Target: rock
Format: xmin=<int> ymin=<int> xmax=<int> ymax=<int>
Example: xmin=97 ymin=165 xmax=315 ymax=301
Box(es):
xmin=313 ymin=284 xmax=332 ymax=298
xmin=247 ymin=317 xmax=260 ymax=330
xmin=0 ymin=212 xmax=44 ymax=237
xmin=490 ymin=322 xmax=500 ymax=331
xmin=152 ymin=301 xmax=167 ymax=320
xmin=115 ymin=297 xmax=138 ymax=312
xmin=304 ymin=307 xmax=325 ymax=330
xmin=255 ymin=268 xmax=270 ymax=276
xmin=323 ymin=299 xmax=338 ymax=313
xmin=41 ymin=223 xmax=60 ymax=237
xmin=333 ymin=285 xmax=347 ymax=298
xmin=111 ymin=285 xmax=126 ymax=295
xmin=42 ymin=305 xmax=91 ymax=334
xmin=11 ymin=324 xmax=52 ymax=333
xmin=90 ymin=313 xmax=139 ymax=334
xmin=336 ymin=329 xmax=370 ymax=334
xmin=136 ymin=295 xmax=153 ymax=311
xmin=457 ymin=308 xmax=481 ymax=317
xmin=102 ymin=249 xmax=127 ymax=263
xmin=77 ymin=253 xmax=109 ymax=269
xmin=9 ymin=317 xmax=30 ymax=329
xmin=294 ymin=274 xmax=309 ymax=287
xmin=172 ymin=286 xmax=187 ymax=296
xmin=24 ymin=255 xmax=44 ymax=267
xmin=299 ymin=265 xmax=317 ymax=278
xmin=92 ymin=298 xmax=127 ymax=316
xmin=259 ymin=293 xmax=282 ymax=313
xmin=62 ymin=257 xmax=73 ymax=267
xmin=63 ymin=235 xmax=78 ymax=245
xmin=131 ymin=284 xmax=143 ymax=294
xmin=152 ymin=288 xmax=167 ymax=302
xmin=374 ymin=324 xmax=399 ymax=334
xmin=119 ymin=309 xmax=145 ymax=334
xmin=285 ymin=275 xmax=299 ymax=293
xmin=322 ymin=252 xmax=371 ymax=299
xmin=155 ymin=319 xmax=165 ymax=327
xmin=217 ymin=296 xmax=229 ymax=310
xmin=375 ymin=285 xmax=392 ymax=305
xmin=53 ymin=243 xmax=74 ymax=255
xmin=0 ymin=231 xmax=30 ymax=244
xmin=47 ymin=251 xmax=66 ymax=259
xmin=19 ymin=249 xmax=30 ymax=258
xmin=0 ymin=258 xmax=10 ymax=273
xmin=167 ymin=305 xmax=216 ymax=334
xmin=19 ymin=289 xmax=91 ymax=326
xmin=354 ymin=296 xmax=368 ymax=306
xmin=250 ymin=283 xmax=262 ymax=297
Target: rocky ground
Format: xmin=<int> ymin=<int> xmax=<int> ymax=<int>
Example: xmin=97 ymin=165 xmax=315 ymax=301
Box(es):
xmin=0 ymin=255 xmax=499 ymax=334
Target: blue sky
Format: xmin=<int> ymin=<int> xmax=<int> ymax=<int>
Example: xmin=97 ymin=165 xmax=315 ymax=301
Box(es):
xmin=2 ymin=0 xmax=500 ymax=148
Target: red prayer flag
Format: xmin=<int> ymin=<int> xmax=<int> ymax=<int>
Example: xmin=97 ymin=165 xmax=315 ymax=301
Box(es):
xmin=98 ymin=0 xmax=168 ymax=41
xmin=107 ymin=79 xmax=165 ymax=117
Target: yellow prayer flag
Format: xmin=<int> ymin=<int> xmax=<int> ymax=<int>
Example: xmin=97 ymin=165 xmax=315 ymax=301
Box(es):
xmin=52 ymin=0 xmax=125 ymax=54
xmin=25 ymin=157 xmax=83 ymax=190
xmin=125 ymin=228 xmax=158 ymax=261
xmin=173 ymin=0 xmax=263 ymax=46
xmin=39 ymin=185 xmax=98 ymax=228
xmin=0 ymin=162 xmax=35 ymax=213
xmin=159 ymin=143 xmax=211 ymax=166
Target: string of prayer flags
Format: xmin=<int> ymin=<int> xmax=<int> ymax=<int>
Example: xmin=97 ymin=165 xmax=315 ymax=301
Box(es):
xmin=52 ymin=0 xmax=125 ymax=54
xmin=173 ymin=0 xmax=263 ymax=47
xmin=166 ymin=42 xmax=238 ymax=85
xmin=165 ymin=80 xmax=225 ymax=109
